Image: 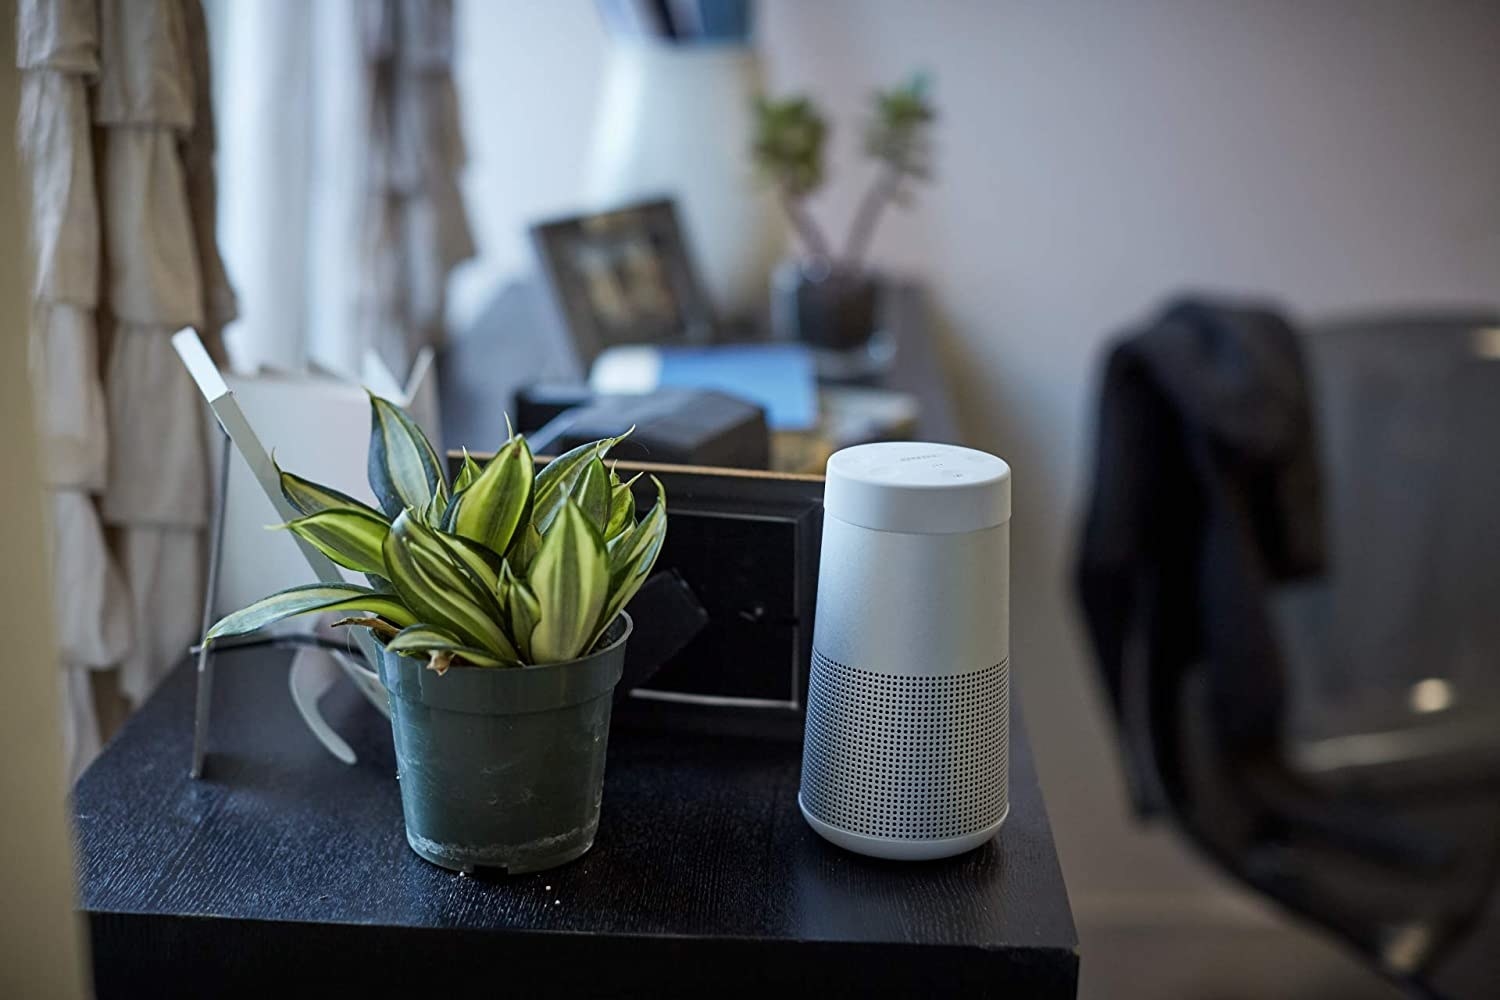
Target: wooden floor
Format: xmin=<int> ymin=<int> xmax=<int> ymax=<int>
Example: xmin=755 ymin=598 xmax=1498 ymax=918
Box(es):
xmin=1077 ymin=917 xmax=1401 ymax=1000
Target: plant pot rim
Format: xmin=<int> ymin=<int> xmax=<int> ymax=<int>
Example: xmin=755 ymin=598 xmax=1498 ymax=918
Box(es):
xmin=379 ymin=611 xmax=633 ymax=675
xmin=376 ymin=613 xmax=632 ymax=716
xmin=779 ymin=256 xmax=881 ymax=286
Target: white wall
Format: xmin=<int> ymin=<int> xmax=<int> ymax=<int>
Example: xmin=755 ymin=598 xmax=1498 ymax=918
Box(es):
xmin=453 ymin=0 xmax=1500 ymax=991
xmin=754 ymin=0 xmax=1500 ymax=903
xmin=449 ymin=1 xmax=610 ymax=330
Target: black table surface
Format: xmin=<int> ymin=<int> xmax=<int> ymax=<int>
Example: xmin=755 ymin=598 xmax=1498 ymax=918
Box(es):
xmin=75 ymin=650 xmax=1078 ymax=999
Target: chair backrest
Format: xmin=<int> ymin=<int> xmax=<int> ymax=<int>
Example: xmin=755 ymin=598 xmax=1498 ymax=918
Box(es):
xmin=1080 ymin=310 xmax=1500 ymax=991
xmin=1277 ymin=313 xmax=1500 ymax=783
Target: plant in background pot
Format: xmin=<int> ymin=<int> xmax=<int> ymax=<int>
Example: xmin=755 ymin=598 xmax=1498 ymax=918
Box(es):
xmin=753 ymin=73 xmax=936 ymax=374
xmin=205 ymin=394 xmax=667 ymax=874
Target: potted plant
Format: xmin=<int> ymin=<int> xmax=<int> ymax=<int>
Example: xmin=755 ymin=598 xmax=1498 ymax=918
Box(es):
xmin=205 ymin=394 xmax=666 ymax=874
xmin=753 ymin=74 xmax=936 ymax=370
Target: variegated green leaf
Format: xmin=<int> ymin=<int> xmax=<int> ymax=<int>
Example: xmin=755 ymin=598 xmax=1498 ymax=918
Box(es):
xmin=508 ymin=521 xmax=543 ymax=574
xmin=607 ymin=477 xmax=666 ymax=569
xmin=532 ymin=431 xmax=628 ymax=531
xmin=438 ymin=490 xmax=460 ymax=531
xmin=605 ymin=474 xmax=640 ymax=542
xmin=527 ymin=498 xmax=609 ymax=663
xmin=451 ymin=435 xmax=533 ymax=556
xmin=275 ymin=456 xmax=385 ymax=520
xmin=499 ymin=561 xmax=541 ymax=663
xmin=330 ymin=615 xmax=402 ymax=640
xmin=430 ymin=529 xmax=502 ymax=594
xmin=279 ymin=507 xmax=390 ymax=576
xmin=495 ymin=559 xmax=511 ymax=609
xmin=367 ymin=393 xmax=446 ymax=519
xmin=573 ymin=456 xmax=611 ymax=533
xmin=205 ymin=583 xmax=416 ymax=642
xmin=593 ymin=477 xmax=667 ymax=645
xmin=383 ymin=512 xmax=517 ymax=661
xmin=452 ymin=447 xmax=483 ymax=494
xmin=417 ymin=492 xmax=443 ymax=528
xmin=386 ymin=624 xmax=517 ymax=668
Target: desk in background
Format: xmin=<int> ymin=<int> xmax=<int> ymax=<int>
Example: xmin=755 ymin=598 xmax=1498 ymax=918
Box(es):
xmin=438 ymin=278 xmax=961 ymax=468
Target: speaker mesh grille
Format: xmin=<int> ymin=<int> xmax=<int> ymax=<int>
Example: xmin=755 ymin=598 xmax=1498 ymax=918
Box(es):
xmin=801 ymin=650 xmax=1009 ymax=841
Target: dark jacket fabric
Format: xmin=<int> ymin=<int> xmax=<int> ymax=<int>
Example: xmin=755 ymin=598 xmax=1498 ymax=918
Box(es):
xmin=1075 ymin=298 xmax=1324 ymax=814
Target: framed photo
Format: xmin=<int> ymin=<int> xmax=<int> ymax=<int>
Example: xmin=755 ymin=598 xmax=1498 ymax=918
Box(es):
xmin=530 ymin=198 xmax=716 ymax=369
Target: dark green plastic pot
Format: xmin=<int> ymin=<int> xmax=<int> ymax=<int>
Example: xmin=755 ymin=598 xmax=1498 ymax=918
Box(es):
xmin=375 ymin=613 xmax=631 ymax=874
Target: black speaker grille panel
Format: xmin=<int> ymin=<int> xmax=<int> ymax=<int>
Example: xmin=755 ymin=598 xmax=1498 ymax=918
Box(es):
xmin=800 ymin=650 xmax=1009 ymax=841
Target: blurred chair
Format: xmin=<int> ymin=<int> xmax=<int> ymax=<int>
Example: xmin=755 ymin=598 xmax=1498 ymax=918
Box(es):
xmin=1077 ymin=304 xmax=1500 ymax=998
xmin=1280 ymin=316 xmax=1500 ymax=793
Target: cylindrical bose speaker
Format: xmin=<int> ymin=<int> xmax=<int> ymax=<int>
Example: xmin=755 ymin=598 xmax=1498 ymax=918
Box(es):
xmin=799 ymin=441 xmax=1011 ymax=860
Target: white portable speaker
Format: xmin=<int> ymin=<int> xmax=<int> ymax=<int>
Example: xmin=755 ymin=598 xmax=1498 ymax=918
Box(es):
xmin=799 ymin=441 xmax=1011 ymax=860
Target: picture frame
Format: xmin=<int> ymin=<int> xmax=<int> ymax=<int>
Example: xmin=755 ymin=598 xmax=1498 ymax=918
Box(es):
xmin=530 ymin=198 xmax=716 ymax=369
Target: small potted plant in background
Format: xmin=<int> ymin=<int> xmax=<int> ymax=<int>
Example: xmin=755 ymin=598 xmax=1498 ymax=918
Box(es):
xmin=206 ymin=395 xmax=666 ymax=874
xmin=753 ymin=73 xmax=936 ymax=375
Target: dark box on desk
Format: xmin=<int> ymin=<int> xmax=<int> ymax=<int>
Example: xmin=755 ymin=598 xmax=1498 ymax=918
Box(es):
xmin=621 ymin=462 xmax=822 ymax=713
xmin=449 ymin=453 xmax=823 ymax=734
xmin=520 ymin=386 xmax=770 ymax=470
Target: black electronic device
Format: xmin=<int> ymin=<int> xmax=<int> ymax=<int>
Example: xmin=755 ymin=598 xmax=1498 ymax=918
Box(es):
xmin=447 ymin=453 xmax=823 ymax=736
xmin=525 ymin=387 xmax=770 ymax=470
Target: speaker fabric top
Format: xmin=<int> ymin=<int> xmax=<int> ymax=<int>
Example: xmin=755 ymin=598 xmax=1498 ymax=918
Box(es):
xmin=823 ymin=441 xmax=1011 ymax=534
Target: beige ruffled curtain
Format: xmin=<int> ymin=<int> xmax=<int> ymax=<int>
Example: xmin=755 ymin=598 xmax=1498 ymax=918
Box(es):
xmin=17 ymin=0 xmax=237 ymax=778
xmin=17 ymin=0 xmax=470 ymax=777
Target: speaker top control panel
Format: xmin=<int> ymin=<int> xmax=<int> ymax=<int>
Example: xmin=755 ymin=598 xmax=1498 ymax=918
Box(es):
xmin=824 ymin=441 xmax=1011 ymax=535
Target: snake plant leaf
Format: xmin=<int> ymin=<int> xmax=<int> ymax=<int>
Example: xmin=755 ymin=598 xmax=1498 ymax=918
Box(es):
xmin=416 ymin=491 xmax=445 ymax=529
xmin=367 ymin=392 xmax=446 ymax=519
xmin=495 ymin=557 xmax=514 ymax=613
xmin=593 ymin=477 xmax=667 ymax=646
xmin=279 ymin=507 xmax=390 ymax=576
xmin=607 ymin=476 xmax=666 ymax=566
xmin=508 ymin=520 xmax=544 ymax=574
xmin=330 ymin=615 xmax=402 ymax=641
xmin=386 ymin=624 xmax=517 ymax=669
xmin=499 ymin=561 xmax=542 ymax=663
xmin=383 ymin=511 xmax=517 ymax=661
xmin=532 ymin=431 xmax=628 ymax=532
xmin=574 ymin=456 xmax=611 ymax=533
xmin=452 ymin=447 xmax=483 ymax=494
xmin=429 ymin=529 xmax=502 ymax=594
xmin=438 ymin=491 xmax=460 ymax=532
xmin=205 ymin=583 xmax=417 ymax=642
xmin=275 ymin=457 xmax=385 ymax=520
xmin=605 ymin=474 xmax=640 ymax=542
xmin=451 ymin=434 xmax=533 ymax=556
xmin=526 ymin=497 xmax=610 ymax=663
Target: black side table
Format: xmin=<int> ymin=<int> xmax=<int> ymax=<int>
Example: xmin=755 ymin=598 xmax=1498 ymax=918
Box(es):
xmin=74 ymin=650 xmax=1078 ymax=998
